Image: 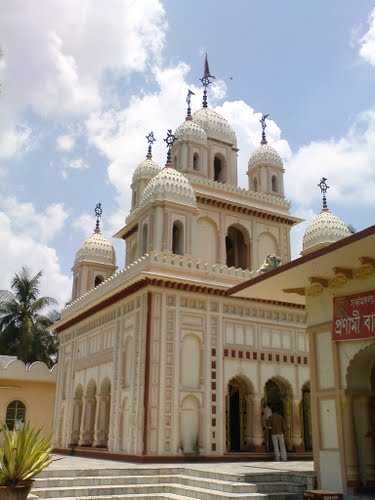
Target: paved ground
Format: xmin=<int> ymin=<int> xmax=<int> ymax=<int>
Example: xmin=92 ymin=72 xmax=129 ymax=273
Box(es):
xmin=49 ymin=453 xmax=315 ymax=475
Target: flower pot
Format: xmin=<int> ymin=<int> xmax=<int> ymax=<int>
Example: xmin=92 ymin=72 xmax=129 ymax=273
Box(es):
xmin=0 ymin=481 xmax=33 ymax=500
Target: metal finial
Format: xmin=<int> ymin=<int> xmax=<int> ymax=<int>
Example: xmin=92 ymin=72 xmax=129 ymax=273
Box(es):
xmin=186 ymin=89 xmax=195 ymax=119
xmin=145 ymin=131 xmax=156 ymax=159
xmin=318 ymin=177 xmax=330 ymax=211
xmin=94 ymin=202 xmax=103 ymax=233
xmin=260 ymin=113 xmax=270 ymax=145
xmin=199 ymin=53 xmax=215 ymax=108
xmin=163 ymin=129 xmax=176 ymax=166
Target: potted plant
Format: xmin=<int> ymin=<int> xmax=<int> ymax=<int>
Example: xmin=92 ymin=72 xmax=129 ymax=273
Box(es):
xmin=0 ymin=424 xmax=52 ymax=500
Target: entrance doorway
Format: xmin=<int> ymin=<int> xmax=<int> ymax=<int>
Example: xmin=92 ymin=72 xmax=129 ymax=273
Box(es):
xmin=226 ymin=376 xmax=253 ymax=452
xmin=264 ymin=378 xmax=293 ymax=451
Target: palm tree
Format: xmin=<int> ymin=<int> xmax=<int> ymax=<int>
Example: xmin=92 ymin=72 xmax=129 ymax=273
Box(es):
xmin=0 ymin=268 xmax=59 ymax=367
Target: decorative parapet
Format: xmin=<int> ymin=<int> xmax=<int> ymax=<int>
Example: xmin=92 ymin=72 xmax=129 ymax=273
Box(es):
xmin=187 ymin=175 xmax=291 ymax=210
xmin=61 ymin=251 xmax=256 ymax=319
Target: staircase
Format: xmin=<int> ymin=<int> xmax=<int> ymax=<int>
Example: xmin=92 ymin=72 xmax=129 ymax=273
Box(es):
xmin=31 ymin=466 xmax=314 ymax=499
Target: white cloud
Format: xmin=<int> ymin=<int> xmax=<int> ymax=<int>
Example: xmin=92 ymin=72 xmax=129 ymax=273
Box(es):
xmin=0 ymin=198 xmax=68 ymax=243
xmin=285 ymin=110 xmax=375 ymax=209
xmin=73 ymin=213 xmax=96 ymax=238
xmin=56 ymin=134 xmax=75 ymax=152
xmin=0 ymin=0 xmax=167 ymax=120
xmin=0 ymin=124 xmax=32 ymax=159
xmin=0 ymin=209 xmax=70 ymax=306
xmin=359 ymin=8 xmax=375 ymax=65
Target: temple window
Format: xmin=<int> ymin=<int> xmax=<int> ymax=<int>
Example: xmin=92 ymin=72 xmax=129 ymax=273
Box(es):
xmin=6 ymin=400 xmax=26 ymax=430
xmin=214 ymin=155 xmax=226 ymax=183
xmin=142 ymin=223 xmax=148 ymax=255
xmin=193 ymin=153 xmax=200 ymax=171
xmin=226 ymin=225 xmax=250 ymax=270
xmin=272 ymin=175 xmax=278 ymax=193
xmin=172 ymin=220 xmax=184 ymax=255
xmin=254 ymin=177 xmax=258 ymax=192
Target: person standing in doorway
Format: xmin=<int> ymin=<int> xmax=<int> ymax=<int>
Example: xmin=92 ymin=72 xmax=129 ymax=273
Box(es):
xmin=267 ymin=410 xmax=287 ymax=461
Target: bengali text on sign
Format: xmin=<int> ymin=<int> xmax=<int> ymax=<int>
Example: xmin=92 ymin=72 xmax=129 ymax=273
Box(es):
xmin=333 ymin=290 xmax=375 ymax=341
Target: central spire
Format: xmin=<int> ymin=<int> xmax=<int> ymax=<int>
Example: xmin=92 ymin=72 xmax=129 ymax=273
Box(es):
xmin=318 ymin=177 xmax=330 ymax=211
xmin=199 ymin=53 xmax=215 ymax=108
xmin=260 ymin=113 xmax=270 ymax=145
xmin=163 ymin=129 xmax=176 ymax=167
xmin=94 ymin=202 xmax=103 ymax=233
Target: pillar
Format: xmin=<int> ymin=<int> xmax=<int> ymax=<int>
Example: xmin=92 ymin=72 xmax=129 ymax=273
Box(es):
xmin=78 ymin=397 xmax=88 ymax=446
xmin=292 ymin=399 xmax=303 ymax=451
xmin=252 ymin=396 xmax=265 ymax=452
xmin=341 ymin=393 xmax=360 ymax=489
xmin=93 ymin=394 xmax=102 ymax=446
xmin=244 ymin=395 xmax=253 ymax=449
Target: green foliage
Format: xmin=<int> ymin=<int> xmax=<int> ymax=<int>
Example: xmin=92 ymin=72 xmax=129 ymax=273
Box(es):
xmin=0 ymin=267 xmax=59 ymax=367
xmin=0 ymin=424 xmax=52 ymax=486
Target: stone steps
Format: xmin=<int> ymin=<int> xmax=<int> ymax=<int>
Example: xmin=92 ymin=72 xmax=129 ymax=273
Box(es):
xmin=32 ymin=466 xmax=309 ymax=499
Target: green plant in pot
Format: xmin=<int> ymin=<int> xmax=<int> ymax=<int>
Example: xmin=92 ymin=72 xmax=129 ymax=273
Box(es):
xmin=0 ymin=424 xmax=52 ymax=500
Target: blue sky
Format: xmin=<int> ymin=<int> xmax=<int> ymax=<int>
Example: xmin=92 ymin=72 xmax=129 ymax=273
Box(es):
xmin=1 ymin=1 xmax=375 ymax=305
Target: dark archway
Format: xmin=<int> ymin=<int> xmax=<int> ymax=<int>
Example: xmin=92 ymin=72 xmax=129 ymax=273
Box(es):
xmin=264 ymin=378 xmax=293 ymax=451
xmin=272 ymin=175 xmax=278 ymax=193
xmin=193 ymin=153 xmax=200 ymax=171
xmin=94 ymin=275 xmax=104 ymax=287
xmin=226 ymin=225 xmax=250 ymax=270
xmin=226 ymin=376 xmax=253 ymax=452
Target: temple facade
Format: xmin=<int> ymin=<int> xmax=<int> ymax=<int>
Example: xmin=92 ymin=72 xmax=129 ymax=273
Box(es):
xmin=53 ymin=58 xmax=314 ymax=458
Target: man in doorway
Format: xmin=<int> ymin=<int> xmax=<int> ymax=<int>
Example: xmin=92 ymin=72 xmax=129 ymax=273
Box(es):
xmin=267 ymin=410 xmax=287 ymax=461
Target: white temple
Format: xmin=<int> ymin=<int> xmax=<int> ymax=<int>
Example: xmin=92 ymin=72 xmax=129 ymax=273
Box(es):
xmin=53 ymin=57 xmax=352 ymax=458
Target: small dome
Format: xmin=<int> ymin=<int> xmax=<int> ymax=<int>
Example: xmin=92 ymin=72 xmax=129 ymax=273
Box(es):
xmin=75 ymin=232 xmax=116 ymax=266
xmin=192 ymin=108 xmax=237 ymax=146
xmin=140 ymin=167 xmax=197 ymax=208
xmin=132 ymin=158 xmax=161 ymax=184
xmin=175 ymin=119 xmax=207 ymax=145
xmin=302 ymin=210 xmax=351 ymax=254
xmin=248 ymin=143 xmax=283 ymax=170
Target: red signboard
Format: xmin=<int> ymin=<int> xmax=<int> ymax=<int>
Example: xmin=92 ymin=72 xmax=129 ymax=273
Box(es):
xmin=333 ymin=290 xmax=375 ymax=341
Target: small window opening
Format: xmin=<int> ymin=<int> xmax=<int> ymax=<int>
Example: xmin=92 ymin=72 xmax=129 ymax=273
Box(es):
xmin=172 ymin=221 xmax=184 ymax=255
xmin=253 ymin=178 xmax=258 ymax=192
xmin=6 ymin=400 xmax=26 ymax=430
xmin=94 ymin=275 xmax=104 ymax=287
xmin=272 ymin=175 xmax=278 ymax=193
xmin=193 ymin=153 xmax=200 ymax=171
xmin=214 ymin=155 xmax=225 ymax=183
xmin=142 ymin=224 xmax=148 ymax=255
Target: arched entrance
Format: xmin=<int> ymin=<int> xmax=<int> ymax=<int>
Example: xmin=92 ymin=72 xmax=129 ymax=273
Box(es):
xmin=346 ymin=343 xmax=375 ymax=488
xmin=264 ymin=378 xmax=293 ymax=451
xmin=225 ymin=225 xmax=250 ymax=270
xmin=301 ymin=382 xmax=312 ymax=451
xmin=226 ymin=376 xmax=253 ymax=452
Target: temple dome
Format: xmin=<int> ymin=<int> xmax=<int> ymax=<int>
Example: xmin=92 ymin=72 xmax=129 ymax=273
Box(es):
xmin=132 ymin=158 xmax=161 ymax=184
xmin=140 ymin=166 xmax=197 ymax=208
xmin=302 ymin=210 xmax=352 ymax=254
xmin=192 ymin=108 xmax=237 ymax=146
xmin=175 ymin=119 xmax=207 ymax=145
xmin=248 ymin=143 xmax=283 ymax=170
xmin=74 ymin=232 xmax=116 ymax=266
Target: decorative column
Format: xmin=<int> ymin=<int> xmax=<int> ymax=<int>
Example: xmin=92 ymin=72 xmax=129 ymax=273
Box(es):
xmin=252 ymin=396 xmax=264 ymax=452
xmin=292 ymin=399 xmax=304 ymax=451
xmin=93 ymin=394 xmax=102 ymax=447
xmin=78 ymin=397 xmax=88 ymax=446
xmin=341 ymin=393 xmax=360 ymax=488
xmin=244 ymin=395 xmax=253 ymax=450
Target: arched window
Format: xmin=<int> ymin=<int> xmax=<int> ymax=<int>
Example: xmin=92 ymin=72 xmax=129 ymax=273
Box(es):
xmin=193 ymin=153 xmax=200 ymax=171
xmin=172 ymin=221 xmax=184 ymax=255
xmin=142 ymin=224 xmax=148 ymax=255
xmin=226 ymin=225 xmax=250 ymax=270
xmin=174 ymin=155 xmax=179 ymax=170
xmin=214 ymin=155 xmax=226 ymax=183
xmin=94 ymin=275 xmax=104 ymax=287
xmin=253 ymin=177 xmax=258 ymax=192
xmin=271 ymin=175 xmax=278 ymax=193
xmin=6 ymin=400 xmax=26 ymax=430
